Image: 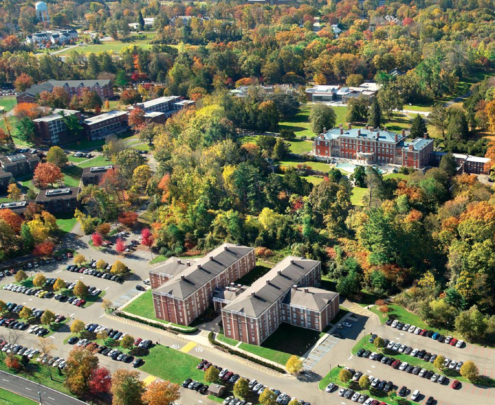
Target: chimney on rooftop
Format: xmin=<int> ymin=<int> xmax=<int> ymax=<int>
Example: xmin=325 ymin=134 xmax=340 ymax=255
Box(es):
xmin=395 ymin=134 xmax=398 ymax=142
xmin=197 ymin=264 xmax=202 ymax=269
xmin=209 ymin=256 xmax=214 ymax=260
xmin=340 ymin=128 xmax=343 ymax=135
xmin=277 ymin=270 xmax=282 ymax=275
xmin=304 ymin=288 xmax=309 ymax=293
xmin=292 ymin=284 xmax=298 ymax=291
xmin=181 ymin=275 xmax=186 ymax=280
xmin=348 ymin=123 xmax=352 ymax=130
xmin=290 ymin=259 xmax=295 ymax=265
xmin=401 ymin=129 xmax=405 ymax=137
xmin=251 ymin=291 xmax=256 ymax=297
xmin=357 ymin=129 xmax=361 ymax=136
xmin=177 ymin=259 xmax=182 ymax=264
xmin=224 ymin=245 xmax=229 ymax=252
xmin=424 ymin=132 xmax=428 ymax=139
xmin=266 ymin=279 xmax=271 ymax=285
xmin=186 ymin=261 xmax=191 ymax=266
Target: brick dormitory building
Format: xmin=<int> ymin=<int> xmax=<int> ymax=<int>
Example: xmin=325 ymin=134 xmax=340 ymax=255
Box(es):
xmin=149 ymin=244 xmax=340 ymax=345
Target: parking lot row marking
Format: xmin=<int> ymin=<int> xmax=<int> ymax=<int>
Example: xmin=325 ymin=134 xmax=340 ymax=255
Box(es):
xmin=104 ymin=287 xmax=109 ymax=290
xmin=143 ymin=375 xmax=157 ymax=386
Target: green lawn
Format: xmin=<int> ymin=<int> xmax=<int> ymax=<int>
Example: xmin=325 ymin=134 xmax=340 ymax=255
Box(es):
xmin=384 ymin=173 xmax=410 ymax=180
xmin=57 ymin=36 xmax=155 ymax=55
xmin=55 ymin=214 xmax=77 ymax=233
xmin=0 ymin=388 xmax=38 ymax=405
xmin=67 ymin=155 xmax=88 ymax=164
xmin=140 ymin=344 xmax=206 ymax=384
xmin=318 ymin=366 xmax=404 ymax=405
xmin=279 ymin=105 xmax=348 ymax=139
xmin=305 ymin=175 xmax=324 ymax=185
xmin=351 ymin=187 xmax=367 ymax=206
xmin=132 ymin=143 xmax=151 ymax=152
xmin=77 ymin=156 xmax=112 ymax=168
xmin=0 ymin=96 xmax=17 ymax=113
xmin=278 ymin=159 xmax=331 ymax=173
xmin=62 ymin=165 xmax=83 ymax=187
xmin=287 ymin=139 xmax=313 ymax=154
xmin=217 ymin=334 xmax=239 ymax=346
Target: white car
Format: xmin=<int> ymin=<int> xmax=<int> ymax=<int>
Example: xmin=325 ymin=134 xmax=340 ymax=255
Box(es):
xmin=399 ymin=362 xmax=409 ymax=371
xmin=456 ymin=340 xmax=464 ymax=348
xmin=364 ymin=399 xmax=374 ymax=405
xmin=391 ymin=320 xmax=398 ymax=328
xmin=338 ymin=388 xmax=346 ymax=397
xmin=443 ymin=358 xmax=451 ymax=368
xmin=414 ymin=327 xmax=421 ymax=334
xmin=449 ymin=361 xmax=457 ymax=370
xmin=398 ymin=344 xmax=406 ymax=353
xmin=411 ymin=348 xmax=419 ymax=357
xmin=456 ymin=361 xmax=463 ymax=372
xmin=408 ymin=325 xmax=416 ymax=333
xmin=351 ymin=392 xmax=360 ymax=401
xmin=387 ymin=341 xmax=395 ymax=349
xmin=370 ymin=352 xmax=378 ymax=360
xmin=402 ymin=323 xmax=411 ymax=331
xmin=411 ymin=390 xmax=420 ymax=401
xmin=445 ymin=336 xmax=452 ymax=344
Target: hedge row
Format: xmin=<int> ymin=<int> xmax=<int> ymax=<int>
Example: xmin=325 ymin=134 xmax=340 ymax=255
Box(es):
xmin=208 ymin=332 xmax=286 ymax=374
xmin=114 ymin=311 xmax=198 ymax=334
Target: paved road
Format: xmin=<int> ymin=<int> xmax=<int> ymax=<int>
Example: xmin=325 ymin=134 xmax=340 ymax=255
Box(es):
xmin=0 ymin=370 xmax=87 ymax=405
xmin=1 ymin=236 xmax=494 ymax=405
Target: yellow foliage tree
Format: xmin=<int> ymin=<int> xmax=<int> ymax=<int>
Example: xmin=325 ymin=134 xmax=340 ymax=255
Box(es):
xmin=285 ymin=355 xmax=303 ymax=375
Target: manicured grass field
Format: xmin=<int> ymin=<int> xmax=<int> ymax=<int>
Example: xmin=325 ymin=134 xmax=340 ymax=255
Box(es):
xmin=217 ymin=333 xmax=239 ymax=346
xmin=0 ymin=96 xmax=17 ymax=113
xmin=384 ymin=173 xmax=410 ymax=180
xmin=0 ymin=388 xmax=38 ymax=405
xmin=140 ymin=344 xmax=207 ymax=384
xmin=67 ymin=155 xmax=88 ymax=163
xmin=278 ymin=159 xmax=331 ymax=173
xmin=287 ymin=139 xmax=313 ymax=154
xmin=57 ymin=36 xmax=154 ymax=55
xmin=351 ymin=187 xmax=367 ymax=206
xmin=121 ymin=290 xmax=169 ymax=324
xmin=305 ymin=175 xmax=324 ymax=185
xmin=77 ymin=156 xmax=112 ymax=168
xmin=56 ymin=214 xmax=77 ymax=233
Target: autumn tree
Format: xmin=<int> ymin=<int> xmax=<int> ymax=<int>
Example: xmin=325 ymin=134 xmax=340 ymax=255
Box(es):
xmin=339 ymin=368 xmax=352 ymax=383
xmin=96 ymin=259 xmax=107 ymax=270
xmin=115 ymin=238 xmax=126 ymax=254
xmin=128 ymin=108 xmax=145 ymax=129
xmin=142 ymin=380 xmax=180 ymax=405
xmin=285 ymin=355 xmax=303 ymax=375
xmin=359 ymin=374 xmax=371 ymax=390
xmin=0 ymin=300 xmax=6 ymax=313
xmin=33 ymin=273 xmax=47 ymax=287
xmin=118 ymin=212 xmax=138 ymax=227
xmin=114 ymin=149 xmax=145 ymax=179
xmin=46 ymin=146 xmax=68 ymax=168
xmin=81 ymin=88 xmax=103 ymax=111
xmin=205 ymin=365 xmax=219 ymax=383
xmin=33 ymin=162 xmax=63 ymax=189
xmin=64 ymin=347 xmax=100 ymax=396
xmin=259 ymin=388 xmax=277 ymax=405
xmin=96 ymin=223 xmax=111 ymax=236
xmin=92 ymin=232 xmax=103 ymax=248
xmin=53 ymin=278 xmax=65 ymax=291
xmin=89 ymin=367 xmax=112 ymax=395
xmin=120 ymin=89 xmax=142 ymax=105
xmin=433 ymin=355 xmax=445 ymax=371
xmin=0 ymin=209 xmax=23 ymax=233
xmin=7 ymin=184 xmax=22 ymax=201
xmin=234 ymin=378 xmax=249 ymax=399
xmin=41 ymin=310 xmax=56 ymax=325
xmin=33 ymin=241 xmax=55 ymax=257
xmin=460 ymin=361 xmax=479 ymax=381
xmin=14 ymin=73 xmax=33 ymax=92
xmin=132 ymin=165 xmax=152 ymax=191
xmin=74 ymin=254 xmax=86 ymax=266
xmin=74 ymin=281 xmax=88 ymax=298
xmin=111 ymin=261 xmax=127 ymax=275
xmin=15 ymin=270 xmax=27 ymax=283
xmin=310 ymin=104 xmax=336 ymax=134
xmin=19 ymin=306 xmax=32 ymax=320
xmin=70 ymin=319 xmax=85 ymax=334
xmin=120 ymin=334 xmax=134 ymax=349
xmin=111 ymin=369 xmax=146 ymax=405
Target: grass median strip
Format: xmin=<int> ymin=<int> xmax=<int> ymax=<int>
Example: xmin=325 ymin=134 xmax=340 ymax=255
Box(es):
xmin=0 ymin=388 xmax=37 ymax=405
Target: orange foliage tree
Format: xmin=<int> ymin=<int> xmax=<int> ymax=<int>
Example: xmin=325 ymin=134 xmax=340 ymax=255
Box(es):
xmin=33 ymin=162 xmax=64 ymax=188
xmin=33 ymin=241 xmax=55 ymax=256
xmin=0 ymin=209 xmax=23 ymax=233
xmin=14 ymin=73 xmax=33 ymax=92
xmin=118 ymin=211 xmax=138 ymax=227
xmin=128 ymin=107 xmax=145 ymax=129
xmin=13 ymin=103 xmax=41 ymax=120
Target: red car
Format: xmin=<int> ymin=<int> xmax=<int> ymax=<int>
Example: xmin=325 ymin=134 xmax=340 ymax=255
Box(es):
xmin=67 ymin=252 xmax=73 ymax=258
xmin=451 ymin=380 xmax=460 ymax=389
xmin=134 ymin=338 xmax=142 ymax=346
xmin=203 ymin=362 xmax=212 ymax=371
xmin=223 ymin=372 xmax=233 ymax=381
xmin=391 ymin=360 xmax=401 ymax=369
xmin=450 ymin=338 xmax=458 ymax=346
xmin=420 ymin=329 xmax=428 ymax=336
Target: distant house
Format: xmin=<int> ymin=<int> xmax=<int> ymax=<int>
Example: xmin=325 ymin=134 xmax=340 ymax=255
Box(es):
xmin=36 ymin=187 xmax=80 ymax=214
xmin=17 ymin=79 xmax=114 ymax=104
xmin=83 ymin=111 xmax=129 ymax=141
xmin=81 ymin=165 xmax=114 ymax=186
xmin=305 ymin=82 xmax=380 ymax=103
xmin=0 ymin=153 xmax=40 ymax=177
xmin=33 ymin=109 xmax=82 ymax=145
xmin=129 ymin=18 xmax=155 ymax=29
xmin=26 ymin=30 xmax=78 ymax=46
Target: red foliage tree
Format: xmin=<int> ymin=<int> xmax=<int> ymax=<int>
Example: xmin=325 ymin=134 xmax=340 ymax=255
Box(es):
xmin=128 ymin=107 xmax=145 ymax=130
xmin=2 ymin=35 xmax=20 ymax=51
xmin=119 ymin=89 xmax=142 ymax=105
xmin=33 ymin=241 xmax=55 ymax=257
xmin=141 ymin=228 xmax=153 ymax=248
xmin=115 ymin=238 xmax=125 ymax=254
xmin=88 ymin=367 xmax=112 ymax=394
xmin=14 ymin=73 xmax=33 ymax=92
xmin=33 ymin=162 xmax=63 ymax=188
xmin=92 ymin=232 xmax=103 ymax=247
xmin=5 ymin=356 xmax=21 ymax=370
xmin=0 ymin=209 xmax=23 ymax=233
xmin=118 ymin=211 xmax=138 ymax=227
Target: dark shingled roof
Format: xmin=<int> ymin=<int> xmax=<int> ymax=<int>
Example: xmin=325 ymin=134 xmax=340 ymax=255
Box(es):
xmin=153 ymin=243 xmax=254 ymax=299
xmin=222 ymin=256 xmax=320 ymax=318
xmin=22 ymin=80 xmax=111 ymax=98
xmin=284 ymin=287 xmax=338 ymax=311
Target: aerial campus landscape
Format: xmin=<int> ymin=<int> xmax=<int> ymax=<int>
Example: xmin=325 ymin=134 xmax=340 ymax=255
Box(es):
xmin=1 ymin=1 xmax=495 ymax=405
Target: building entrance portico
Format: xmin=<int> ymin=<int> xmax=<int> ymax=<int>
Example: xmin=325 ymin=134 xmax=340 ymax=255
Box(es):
xmin=356 ymin=151 xmax=375 ymax=164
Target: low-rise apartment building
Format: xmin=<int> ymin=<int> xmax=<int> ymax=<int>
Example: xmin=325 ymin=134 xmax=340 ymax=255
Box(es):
xmin=430 ymin=152 xmax=489 ymax=175
xmin=306 ymin=82 xmax=379 ymax=103
xmin=81 ymin=165 xmax=114 ymax=186
xmin=0 ymin=201 xmax=28 ymax=216
xmin=129 ymin=96 xmax=194 ymax=117
xmin=33 ymin=109 xmax=82 ymax=145
xmin=151 ymin=244 xmax=256 ymax=325
xmin=0 ymin=169 xmax=13 ymax=190
xmin=0 ymin=153 xmax=40 ymax=177
xmin=83 ymin=110 xmax=129 ymax=140
xmin=221 ymin=256 xmax=339 ymax=345
xmin=35 ymin=187 xmax=80 ymax=213
xmin=17 ymin=80 xmax=114 ymax=104
xmin=313 ymin=125 xmax=434 ymax=169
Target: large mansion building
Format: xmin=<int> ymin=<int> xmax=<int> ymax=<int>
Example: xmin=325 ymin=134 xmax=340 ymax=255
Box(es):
xmin=313 ymin=125 xmax=434 ymax=169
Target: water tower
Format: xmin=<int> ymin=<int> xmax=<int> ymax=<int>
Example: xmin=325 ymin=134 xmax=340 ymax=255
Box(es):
xmin=35 ymin=1 xmax=50 ymax=24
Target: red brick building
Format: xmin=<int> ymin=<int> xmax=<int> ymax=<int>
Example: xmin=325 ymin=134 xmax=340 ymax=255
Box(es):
xmin=16 ymin=80 xmax=114 ymax=104
xmin=313 ymin=125 xmax=434 ymax=169
xmin=33 ymin=109 xmax=82 ymax=145
xmin=151 ymin=244 xmax=255 ymax=326
xmin=83 ymin=111 xmax=128 ymax=141
xmin=221 ymin=257 xmax=339 ymax=345
xmin=430 ymin=152 xmax=489 ymax=175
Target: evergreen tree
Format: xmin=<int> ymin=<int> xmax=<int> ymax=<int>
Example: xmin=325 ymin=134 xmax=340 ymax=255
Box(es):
xmin=138 ymin=11 xmax=145 ymax=31
xmin=367 ymin=98 xmax=382 ymax=128
xmin=439 ymin=153 xmax=457 ymax=176
xmin=410 ymin=114 xmax=427 ymax=138
xmin=21 ymin=223 xmax=34 ymax=251
xmin=446 ymin=109 xmax=469 ymax=141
